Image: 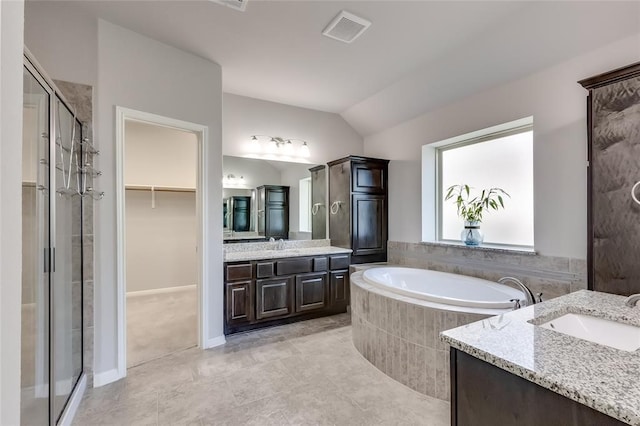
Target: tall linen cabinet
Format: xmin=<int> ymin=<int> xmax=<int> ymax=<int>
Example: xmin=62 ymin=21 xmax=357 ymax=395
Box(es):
xmin=579 ymin=62 xmax=640 ymax=295
xmin=328 ymin=156 xmax=389 ymax=264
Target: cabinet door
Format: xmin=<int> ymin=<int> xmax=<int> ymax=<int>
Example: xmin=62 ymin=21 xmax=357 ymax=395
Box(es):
xmin=330 ymin=270 xmax=350 ymax=305
xmin=591 ymin=77 xmax=640 ymax=295
xmin=352 ymin=194 xmax=387 ymax=257
xmin=328 ymin=161 xmax=351 ymax=248
xmin=256 ymin=276 xmax=294 ymax=320
xmin=295 ymin=272 xmax=328 ymax=313
xmin=266 ymin=205 xmax=288 ymax=239
xmin=257 ymin=187 xmax=266 ymax=235
xmin=351 ymin=161 xmax=387 ymax=194
xmin=311 ymin=167 xmax=327 ymax=240
xmin=226 ymin=281 xmax=253 ymax=325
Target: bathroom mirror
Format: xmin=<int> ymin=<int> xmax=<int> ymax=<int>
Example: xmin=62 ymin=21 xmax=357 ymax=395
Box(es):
xmin=223 ymin=155 xmax=323 ymax=243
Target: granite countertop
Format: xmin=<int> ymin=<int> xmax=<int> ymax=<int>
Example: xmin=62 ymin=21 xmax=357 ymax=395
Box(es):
xmin=224 ymin=246 xmax=353 ymax=262
xmin=441 ymin=290 xmax=640 ymax=425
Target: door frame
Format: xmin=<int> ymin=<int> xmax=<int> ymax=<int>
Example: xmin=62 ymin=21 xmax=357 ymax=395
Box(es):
xmin=115 ymin=106 xmax=209 ymax=379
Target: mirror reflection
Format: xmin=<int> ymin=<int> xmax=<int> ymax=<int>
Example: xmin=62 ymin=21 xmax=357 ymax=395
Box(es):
xmin=223 ymin=156 xmax=325 ymax=243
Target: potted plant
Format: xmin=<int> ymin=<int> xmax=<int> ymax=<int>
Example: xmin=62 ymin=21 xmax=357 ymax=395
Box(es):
xmin=444 ymin=184 xmax=510 ymax=246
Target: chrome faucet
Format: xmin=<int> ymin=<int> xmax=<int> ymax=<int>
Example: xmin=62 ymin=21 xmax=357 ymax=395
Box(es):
xmin=498 ymin=277 xmax=542 ymax=309
xmin=625 ymin=294 xmax=640 ymax=307
xmin=276 ymin=238 xmax=286 ymax=250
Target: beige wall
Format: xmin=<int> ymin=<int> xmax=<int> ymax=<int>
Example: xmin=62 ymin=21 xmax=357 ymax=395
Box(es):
xmin=125 ymin=122 xmax=198 ymax=293
xmin=125 ymin=190 xmax=196 ymax=292
xmin=125 ymin=121 xmax=197 ymax=188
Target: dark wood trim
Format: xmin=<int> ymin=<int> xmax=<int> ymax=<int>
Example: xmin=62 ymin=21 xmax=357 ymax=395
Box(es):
xmin=327 ymin=155 xmax=390 ymax=167
xmin=578 ymin=61 xmax=640 ymax=89
xmin=309 ymin=164 xmax=326 ymax=172
xmin=225 ymin=306 xmax=348 ymax=334
xmin=450 ymin=349 xmax=458 ymax=426
xmin=586 ymin=92 xmax=593 ymax=290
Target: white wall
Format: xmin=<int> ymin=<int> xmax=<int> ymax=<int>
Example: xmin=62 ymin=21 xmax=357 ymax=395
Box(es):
xmin=364 ymin=33 xmax=640 ymax=259
xmin=223 ymin=93 xmax=363 ymax=164
xmin=0 ymin=1 xmax=25 ymax=423
xmin=125 ymin=121 xmax=197 ymax=188
xmin=95 ymin=20 xmax=223 ymax=377
xmin=24 ymin=1 xmax=96 ymax=86
xmin=280 ymin=163 xmax=315 ymax=238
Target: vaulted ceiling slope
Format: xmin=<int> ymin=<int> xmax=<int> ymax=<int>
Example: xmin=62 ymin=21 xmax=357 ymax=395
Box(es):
xmin=35 ymin=1 xmax=640 ymax=137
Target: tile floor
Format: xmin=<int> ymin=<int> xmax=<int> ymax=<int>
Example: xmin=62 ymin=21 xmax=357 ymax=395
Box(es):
xmin=74 ymin=314 xmax=450 ymax=425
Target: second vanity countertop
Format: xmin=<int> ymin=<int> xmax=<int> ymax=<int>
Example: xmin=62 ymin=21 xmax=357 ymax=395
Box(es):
xmin=441 ymin=290 xmax=640 ymax=425
xmin=224 ymin=243 xmax=352 ymax=262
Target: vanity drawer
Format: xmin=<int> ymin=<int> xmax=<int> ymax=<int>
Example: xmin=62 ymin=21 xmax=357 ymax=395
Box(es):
xmin=225 ymin=263 xmax=252 ymax=281
xmin=329 ymin=255 xmax=350 ymax=270
xmin=256 ymin=261 xmax=275 ymax=278
xmin=313 ymin=257 xmax=328 ymax=272
xmin=276 ymin=258 xmax=313 ymax=276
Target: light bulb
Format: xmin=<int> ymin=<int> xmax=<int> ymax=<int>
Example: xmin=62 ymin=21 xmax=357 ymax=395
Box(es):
xmin=249 ymin=136 xmax=260 ymax=152
xmin=299 ymin=142 xmax=310 ymax=158
xmin=266 ymin=138 xmax=278 ymax=154
xmin=284 ymin=140 xmax=294 ymax=155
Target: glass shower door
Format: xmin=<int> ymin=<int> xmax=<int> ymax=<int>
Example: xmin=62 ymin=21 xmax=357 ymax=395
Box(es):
xmin=21 ymin=67 xmax=51 ymax=426
xmin=51 ymin=98 xmax=84 ymax=422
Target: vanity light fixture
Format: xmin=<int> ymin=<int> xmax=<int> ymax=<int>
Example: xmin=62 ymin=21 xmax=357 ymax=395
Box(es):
xmin=223 ymin=174 xmax=245 ymax=187
xmin=248 ymin=135 xmax=311 ymax=159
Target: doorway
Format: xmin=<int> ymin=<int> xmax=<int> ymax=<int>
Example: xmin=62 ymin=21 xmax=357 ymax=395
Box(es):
xmin=115 ymin=108 xmax=208 ymax=375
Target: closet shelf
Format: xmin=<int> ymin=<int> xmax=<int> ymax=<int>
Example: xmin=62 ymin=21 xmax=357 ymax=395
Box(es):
xmin=125 ymin=184 xmax=196 ymax=192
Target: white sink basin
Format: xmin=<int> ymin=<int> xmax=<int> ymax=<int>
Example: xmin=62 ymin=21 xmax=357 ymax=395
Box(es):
xmin=539 ymin=313 xmax=640 ymax=352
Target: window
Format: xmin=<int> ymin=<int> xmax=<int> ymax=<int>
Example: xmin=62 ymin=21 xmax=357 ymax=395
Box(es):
xmin=430 ymin=118 xmax=534 ymax=247
xmin=299 ymin=177 xmax=312 ymax=233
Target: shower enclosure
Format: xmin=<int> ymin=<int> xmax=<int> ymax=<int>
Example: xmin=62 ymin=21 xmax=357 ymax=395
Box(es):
xmin=21 ymin=52 xmax=98 ymax=425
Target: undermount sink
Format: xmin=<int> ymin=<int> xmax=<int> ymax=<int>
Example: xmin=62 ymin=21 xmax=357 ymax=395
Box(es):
xmin=539 ymin=313 xmax=640 ymax=352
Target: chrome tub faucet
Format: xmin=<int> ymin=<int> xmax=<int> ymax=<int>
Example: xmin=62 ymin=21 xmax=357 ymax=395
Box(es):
xmin=499 ymin=276 xmax=542 ymax=310
xmin=625 ymin=294 xmax=640 ymax=307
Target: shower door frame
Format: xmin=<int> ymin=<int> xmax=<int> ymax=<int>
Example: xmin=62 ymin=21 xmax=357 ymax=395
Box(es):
xmin=23 ymin=49 xmax=88 ymax=426
xmin=114 ymin=106 xmax=211 ymax=382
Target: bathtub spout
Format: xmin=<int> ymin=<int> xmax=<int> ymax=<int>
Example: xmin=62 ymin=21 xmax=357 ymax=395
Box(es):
xmin=498 ymin=277 xmax=537 ymax=308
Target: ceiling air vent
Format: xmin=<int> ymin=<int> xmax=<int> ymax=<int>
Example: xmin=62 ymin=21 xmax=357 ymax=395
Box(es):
xmin=209 ymin=0 xmax=247 ymax=12
xmin=322 ymin=11 xmax=371 ymax=44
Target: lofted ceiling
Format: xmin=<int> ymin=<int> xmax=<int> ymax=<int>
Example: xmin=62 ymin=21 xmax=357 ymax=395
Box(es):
xmin=33 ymin=1 xmax=640 ymax=136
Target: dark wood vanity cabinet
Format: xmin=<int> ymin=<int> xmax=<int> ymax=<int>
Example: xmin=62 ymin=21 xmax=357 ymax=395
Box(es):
xmin=224 ymin=254 xmax=350 ymax=334
xmin=310 ymin=165 xmax=327 ymax=240
xmin=450 ymin=349 xmax=624 ymax=426
xmin=328 ymin=156 xmax=389 ymax=264
xmin=257 ymin=185 xmax=289 ymax=239
xmin=579 ymin=62 xmax=640 ymax=295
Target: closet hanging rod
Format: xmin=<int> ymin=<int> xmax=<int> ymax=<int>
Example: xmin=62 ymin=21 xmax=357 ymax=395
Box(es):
xmin=125 ymin=184 xmax=196 ymax=193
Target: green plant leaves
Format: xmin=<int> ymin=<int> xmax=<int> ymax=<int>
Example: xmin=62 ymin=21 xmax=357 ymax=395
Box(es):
xmin=444 ymin=184 xmax=510 ymax=223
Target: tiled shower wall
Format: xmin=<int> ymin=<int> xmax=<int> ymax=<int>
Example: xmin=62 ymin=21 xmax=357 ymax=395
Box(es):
xmin=55 ymin=80 xmax=94 ymax=386
xmin=388 ymin=241 xmax=588 ymax=300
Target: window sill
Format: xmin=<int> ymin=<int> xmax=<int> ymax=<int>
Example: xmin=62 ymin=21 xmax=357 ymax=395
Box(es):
xmin=420 ymin=240 xmax=537 ymax=256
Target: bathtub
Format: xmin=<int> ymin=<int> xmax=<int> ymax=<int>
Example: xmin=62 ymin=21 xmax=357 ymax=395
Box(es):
xmin=362 ymin=267 xmax=524 ymax=310
xmin=350 ymin=267 xmax=525 ymax=401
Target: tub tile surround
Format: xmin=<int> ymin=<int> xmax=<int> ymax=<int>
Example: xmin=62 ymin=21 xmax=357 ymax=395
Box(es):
xmin=442 ymin=290 xmax=640 ymax=425
xmin=388 ymin=241 xmax=588 ymax=301
xmin=351 ymin=271 xmax=489 ymax=401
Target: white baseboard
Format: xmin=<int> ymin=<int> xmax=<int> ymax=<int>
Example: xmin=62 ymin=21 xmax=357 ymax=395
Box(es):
xmin=58 ymin=373 xmax=87 ymax=426
xmin=93 ymin=368 xmax=121 ymax=387
xmin=126 ymin=284 xmax=196 ymax=298
xmin=204 ymin=335 xmax=226 ymax=349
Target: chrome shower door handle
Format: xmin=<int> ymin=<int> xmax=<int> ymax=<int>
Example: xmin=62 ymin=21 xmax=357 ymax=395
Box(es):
xmin=632 ymin=181 xmax=640 ymax=206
